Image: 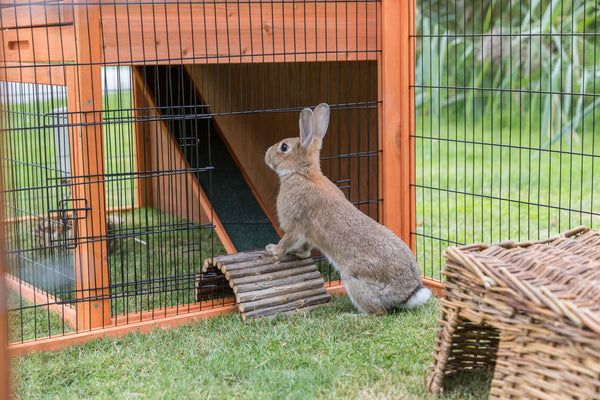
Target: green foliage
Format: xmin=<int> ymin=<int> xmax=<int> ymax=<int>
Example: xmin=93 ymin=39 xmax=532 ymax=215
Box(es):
xmin=11 ymin=296 xmax=491 ymax=400
xmin=416 ymin=0 xmax=600 ymax=147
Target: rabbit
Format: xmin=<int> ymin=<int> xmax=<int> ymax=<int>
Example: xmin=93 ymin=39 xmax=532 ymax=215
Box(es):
xmin=264 ymin=103 xmax=432 ymax=315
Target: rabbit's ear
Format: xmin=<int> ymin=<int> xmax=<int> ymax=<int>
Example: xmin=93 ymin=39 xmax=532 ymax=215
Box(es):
xmin=313 ymin=103 xmax=330 ymax=144
xmin=299 ymin=108 xmax=315 ymax=149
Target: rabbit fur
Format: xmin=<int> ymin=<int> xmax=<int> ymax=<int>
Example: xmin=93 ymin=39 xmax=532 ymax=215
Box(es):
xmin=264 ymin=103 xmax=431 ymax=315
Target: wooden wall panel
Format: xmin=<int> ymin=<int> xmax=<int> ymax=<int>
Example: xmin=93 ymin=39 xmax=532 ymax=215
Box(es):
xmin=1 ymin=2 xmax=377 ymax=69
xmin=186 ymin=61 xmax=379 ymax=230
xmin=100 ymin=2 xmax=377 ymax=65
xmin=0 ymin=64 xmax=67 ymax=86
xmin=1 ymin=26 xmax=75 ymax=63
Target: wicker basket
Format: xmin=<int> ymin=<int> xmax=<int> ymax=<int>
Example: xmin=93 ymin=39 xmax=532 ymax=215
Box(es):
xmin=425 ymin=226 xmax=600 ymax=399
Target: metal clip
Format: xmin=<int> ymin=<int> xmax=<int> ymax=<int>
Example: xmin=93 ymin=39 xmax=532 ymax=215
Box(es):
xmin=178 ymin=136 xmax=200 ymax=148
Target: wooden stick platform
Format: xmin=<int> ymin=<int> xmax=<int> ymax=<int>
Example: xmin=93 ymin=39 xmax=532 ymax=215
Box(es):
xmin=196 ymin=250 xmax=331 ymax=321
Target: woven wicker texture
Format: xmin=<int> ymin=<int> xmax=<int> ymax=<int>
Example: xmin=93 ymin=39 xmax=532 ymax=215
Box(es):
xmin=426 ymin=226 xmax=600 ymax=399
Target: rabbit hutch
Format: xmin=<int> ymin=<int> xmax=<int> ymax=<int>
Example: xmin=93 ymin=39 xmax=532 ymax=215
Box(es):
xmin=0 ymin=0 xmax=429 ymax=353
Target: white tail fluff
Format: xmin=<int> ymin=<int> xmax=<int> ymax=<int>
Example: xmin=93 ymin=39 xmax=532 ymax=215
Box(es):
xmin=403 ymin=287 xmax=432 ymax=309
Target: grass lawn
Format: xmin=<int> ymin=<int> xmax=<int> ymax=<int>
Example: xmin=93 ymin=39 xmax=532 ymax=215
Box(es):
xmin=6 ymin=87 xmax=596 ymax=399
xmin=414 ymin=117 xmax=600 ymax=279
xmin=10 ymin=295 xmax=491 ymax=400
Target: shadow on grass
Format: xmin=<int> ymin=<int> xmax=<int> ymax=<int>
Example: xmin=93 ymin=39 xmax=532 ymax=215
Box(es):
xmin=442 ymin=369 xmax=493 ymax=399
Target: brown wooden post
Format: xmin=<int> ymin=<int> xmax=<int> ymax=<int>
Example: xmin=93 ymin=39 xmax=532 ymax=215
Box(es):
xmin=380 ymin=0 xmax=416 ymax=251
xmin=66 ymin=4 xmax=110 ymax=330
xmin=0 ymin=151 xmax=9 ymax=400
xmin=0 ymin=22 xmax=10 ymax=398
xmin=132 ymin=67 xmax=152 ymax=209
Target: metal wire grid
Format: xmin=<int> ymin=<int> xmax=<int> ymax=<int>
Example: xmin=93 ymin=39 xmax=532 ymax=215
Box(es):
xmin=414 ymin=0 xmax=600 ymax=280
xmin=1 ymin=0 xmax=380 ymax=343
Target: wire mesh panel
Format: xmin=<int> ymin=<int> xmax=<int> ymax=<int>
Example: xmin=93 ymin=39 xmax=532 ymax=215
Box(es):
xmin=0 ymin=0 xmax=380 ymax=346
xmin=414 ymin=0 xmax=600 ymax=279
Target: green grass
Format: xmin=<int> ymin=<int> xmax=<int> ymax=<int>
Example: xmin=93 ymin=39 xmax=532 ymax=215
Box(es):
xmin=7 ymin=288 xmax=74 ymax=343
xmin=10 ymin=296 xmax=491 ymax=400
xmin=4 ymin=75 xmax=595 ymax=398
xmin=414 ymin=117 xmax=600 ymax=279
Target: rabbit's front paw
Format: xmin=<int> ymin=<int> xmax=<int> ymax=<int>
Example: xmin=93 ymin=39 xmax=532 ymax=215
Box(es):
xmin=266 ymin=243 xmax=280 ymax=255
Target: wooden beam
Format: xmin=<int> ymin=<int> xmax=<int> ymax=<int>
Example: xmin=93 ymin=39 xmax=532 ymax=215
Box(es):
xmin=132 ymin=67 xmax=153 ymax=209
xmin=0 ymin=64 xmax=67 ymax=86
xmin=1 ymin=25 xmax=75 ymax=63
xmin=66 ymin=5 xmax=110 ymax=330
xmin=0 ymin=3 xmax=73 ymax=29
xmin=422 ymin=277 xmax=444 ymax=298
xmin=380 ymin=0 xmax=416 ymax=250
xmin=100 ymin=1 xmax=378 ymax=65
xmin=407 ymin=0 xmax=417 ymax=252
xmin=0 ymin=31 xmax=10 ymax=400
xmin=0 ymin=194 xmax=8 ymax=400
xmin=323 ymin=282 xmax=346 ymax=296
xmin=7 ymin=298 xmax=237 ymax=356
xmin=0 ymin=285 xmax=7 ymax=399
xmin=1 ymin=2 xmax=377 ymax=67
xmin=0 ymin=1 xmax=376 ymax=67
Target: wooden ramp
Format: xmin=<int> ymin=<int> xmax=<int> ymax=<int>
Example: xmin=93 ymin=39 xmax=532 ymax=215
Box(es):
xmin=196 ymin=250 xmax=331 ymax=321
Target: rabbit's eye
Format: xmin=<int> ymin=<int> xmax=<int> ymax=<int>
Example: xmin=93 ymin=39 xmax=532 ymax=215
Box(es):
xmin=280 ymin=143 xmax=289 ymax=152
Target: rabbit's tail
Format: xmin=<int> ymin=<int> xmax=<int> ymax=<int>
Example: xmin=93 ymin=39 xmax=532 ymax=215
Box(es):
xmin=402 ymin=286 xmax=432 ymax=309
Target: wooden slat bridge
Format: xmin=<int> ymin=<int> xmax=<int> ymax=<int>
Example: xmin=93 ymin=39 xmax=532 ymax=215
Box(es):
xmin=196 ymin=250 xmax=331 ymax=321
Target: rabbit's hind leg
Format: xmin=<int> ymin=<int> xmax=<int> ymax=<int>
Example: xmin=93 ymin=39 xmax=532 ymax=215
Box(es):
xmin=343 ymin=276 xmax=387 ymax=315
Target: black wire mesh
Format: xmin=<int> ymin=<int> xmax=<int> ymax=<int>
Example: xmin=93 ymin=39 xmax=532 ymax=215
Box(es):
xmin=414 ymin=0 xmax=600 ymax=280
xmin=0 ymin=0 xmax=380 ymax=343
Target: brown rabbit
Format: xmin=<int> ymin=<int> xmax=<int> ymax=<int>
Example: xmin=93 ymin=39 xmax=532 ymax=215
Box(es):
xmin=264 ymin=103 xmax=431 ymax=315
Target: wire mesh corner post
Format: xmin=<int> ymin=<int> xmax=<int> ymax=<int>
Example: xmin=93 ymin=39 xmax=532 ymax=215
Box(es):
xmin=0 ymin=282 xmax=7 ymax=400
xmin=0 ymin=194 xmax=8 ymax=400
xmin=380 ymin=0 xmax=416 ymax=250
xmin=0 ymin=60 xmax=8 ymax=391
xmin=67 ymin=4 xmax=110 ymax=330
